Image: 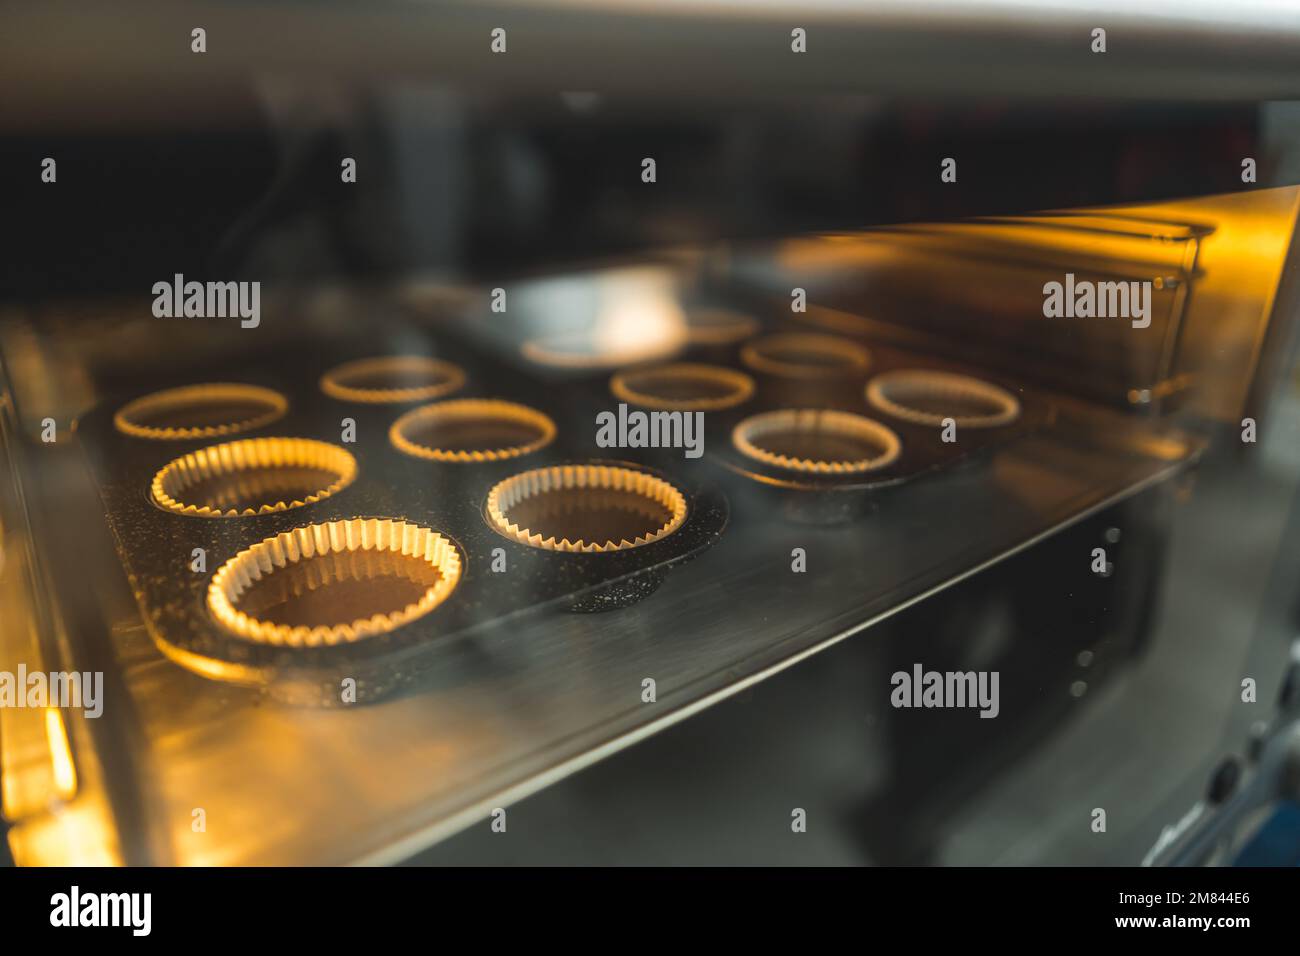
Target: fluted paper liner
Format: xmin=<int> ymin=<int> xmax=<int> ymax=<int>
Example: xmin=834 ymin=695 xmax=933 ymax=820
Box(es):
xmin=114 ymin=383 xmax=288 ymax=440
xmin=610 ymin=363 xmax=755 ymax=411
xmin=320 ymin=356 xmax=466 ymax=403
xmin=207 ymin=518 xmax=463 ymax=647
xmin=741 ymin=333 xmax=871 ymax=379
xmin=151 ymin=436 xmax=357 ymax=517
xmin=732 ymin=409 xmax=902 ymax=474
xmin=486 ymin=463 xmax=688 ymax=553
xmin=866 ymin=369 xmax=1020 ymax=428
xmin=521 ymin=334 xmax=684 ymax=371
xmin=390 ymin=399 xmax=556 ymax=462
xmin=685 ymin=308 xmax=760 ymax=345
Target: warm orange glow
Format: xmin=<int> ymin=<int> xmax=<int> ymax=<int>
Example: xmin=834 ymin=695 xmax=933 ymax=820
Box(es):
xmin=150 ymin=436 xmax=358 ymax=518
xmin=208 ymin=518 xmax=463 ymax=647
xmin=486 ymin=463 xmax=688 ymax=553
xmin=8 ymin=802 xmax=121 ymax=867
xmin=44 ymin=707 xmax=77 ymax=800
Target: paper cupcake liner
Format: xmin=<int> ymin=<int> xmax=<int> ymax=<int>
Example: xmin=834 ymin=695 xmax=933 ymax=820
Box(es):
xmin=685 ymin=308 xmax=760 ymax=345
xmin=520 ymin=334 xmax=686 ymax=371
xmin=151 ymin=437 xmax=357 ymax=518
xmin=485 ymin=463 xmax=687 ymax=553
xmin=866 ymin=369 xmax=1021 ymax=428
xmin=390 ymin=399 xmax=557 ymax=462
xmin=740 ymin=333 xmax=872 ymax=379
xmin=320 ymin=356 xmax=466 ymax=403
xmin=207 ymin=517 xmax=463 ymax=647
xmin=732 ymin=409 xmax=902 ymax=474
xmin=114 ymin=383 xmax=288 ymax=440
xmin=609 ymin=363 xmax=755 ymax=411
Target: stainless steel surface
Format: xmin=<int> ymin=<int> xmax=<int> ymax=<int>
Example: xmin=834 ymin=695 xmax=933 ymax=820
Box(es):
xmin=7 ymin=0 xmax=1300 ymax=872
xmin=6 ymin=0 xmax=1300 ymax=127
xmin=731 ymin=190 xmax=1300 ymax=419
xmin=3 ymin=191 xmax=1295 ymax=864
xmin=10 ymin=380 xmax=1201 ymax=864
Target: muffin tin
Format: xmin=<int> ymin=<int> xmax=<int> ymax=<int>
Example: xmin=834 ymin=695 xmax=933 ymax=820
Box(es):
xmin=671 ymin=327 xmax=1056 ymax=522
xmin=77 ymin=339 xmax=728 ymax=704
xmin=78 ymin=308 xmax=1052 ymax=700
xmin=712 ymin=335 xmax=1055 ymax=502
xmin=594 ymin=328 xmax=1053 ymax=508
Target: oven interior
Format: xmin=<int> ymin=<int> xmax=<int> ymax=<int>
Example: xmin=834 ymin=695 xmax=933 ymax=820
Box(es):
xmin=3 ymin=82 xmax=1300 ymax=866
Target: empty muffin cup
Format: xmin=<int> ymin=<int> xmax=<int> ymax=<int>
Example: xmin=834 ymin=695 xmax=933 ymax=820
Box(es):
xmin=151 ymin=437 xmax=357 ymax=517
xmin=485 ymin=463 xmax=687 ymax=553
xmin=685 ymin=307 xmax=760 ymax=345
xmin=610 ymin=363 xmax=755 ymax=411
xmin=207 ymin=518 xmax=463 ymax=647
xmin=866 ymin=369 xmax=1020 ymax=428
xmin=740 ymin=333 xmax=871 ymax=379
xmin=390 ymin=399 xmax=557 ymax=462
xmin=114 ymin=383 xmax=288 ymax=440
xmin=732 ymin=409 xmax=902 ymax=474
xmin=320 ymin=356 xmax=466 ymax=403
xmin=521 ymin=333 xmax=684 ymax=371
